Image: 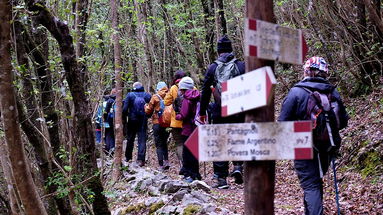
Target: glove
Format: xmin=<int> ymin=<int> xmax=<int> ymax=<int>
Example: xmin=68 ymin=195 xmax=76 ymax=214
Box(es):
xmin=199 ymin=115 xmax=207 ymax=124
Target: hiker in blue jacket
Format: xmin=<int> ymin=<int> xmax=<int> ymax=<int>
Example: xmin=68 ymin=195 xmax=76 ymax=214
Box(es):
xmin=199 ymin=35 xmax=246 ymax=189
xmin=279 ymin=57 xmax=348 ymax=215
xmin=122 ymin=82 xmax=151 ymax=167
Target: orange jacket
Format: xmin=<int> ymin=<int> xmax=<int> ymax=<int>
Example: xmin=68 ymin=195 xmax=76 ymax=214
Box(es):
xmin=164 ymin=84 xmax=183 ymax=128
xmin=145 ymin=87 xmax=168 ymax=124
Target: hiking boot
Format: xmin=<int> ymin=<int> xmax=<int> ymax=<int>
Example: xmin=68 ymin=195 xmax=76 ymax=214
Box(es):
xmin=230 ymin=166 xmax=243 ymax=185
xmin=212 ymin=178 xmax=229 ymax=189
xmin=163 ymin=160 xmax=170 ymax=170
xmin=136 ymin=160 xmax=145 ymax=167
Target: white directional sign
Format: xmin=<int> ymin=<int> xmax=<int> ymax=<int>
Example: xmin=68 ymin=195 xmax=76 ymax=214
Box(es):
xmin=221 ymin=66 xmax=276 ymax=117
xmin=244 ymin=18 xmax=308 ymax=65
xmin=185 ymin=121 xmax=313 ymax=162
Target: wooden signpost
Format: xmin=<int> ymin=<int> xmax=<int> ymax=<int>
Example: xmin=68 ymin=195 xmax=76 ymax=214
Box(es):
xmin=185 ymin=121 xmax=313 ymax=162
xmin=244 ymin=18 xmax=309 ymax=65
xmin=221 ymin=66 xmax=276 ymax=117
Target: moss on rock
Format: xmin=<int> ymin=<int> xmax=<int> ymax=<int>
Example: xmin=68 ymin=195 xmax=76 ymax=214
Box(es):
xmin=149 ymin=200 xmax=164 ymax=214
xmin=183 ymin=204 xmax=201 ymax=215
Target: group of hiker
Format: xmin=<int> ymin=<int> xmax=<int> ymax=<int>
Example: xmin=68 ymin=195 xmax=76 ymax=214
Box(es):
xmin=95 ymin=35 xmax=349 ymax=215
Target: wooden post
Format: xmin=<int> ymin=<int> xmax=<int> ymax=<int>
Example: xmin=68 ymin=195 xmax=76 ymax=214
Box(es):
xmin=244 ymin=1 xmax=276 ymax=215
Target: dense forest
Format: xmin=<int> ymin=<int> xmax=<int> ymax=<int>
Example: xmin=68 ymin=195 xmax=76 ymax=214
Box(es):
xmin=0 ymin=0 xmax=382 ymax=214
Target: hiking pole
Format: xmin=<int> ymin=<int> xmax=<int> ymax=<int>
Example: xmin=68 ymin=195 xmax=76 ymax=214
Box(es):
xmin=332 ymin=157 xmax=341 ymax=215
xmin=325 ymin=114 xmax=341 ymax=215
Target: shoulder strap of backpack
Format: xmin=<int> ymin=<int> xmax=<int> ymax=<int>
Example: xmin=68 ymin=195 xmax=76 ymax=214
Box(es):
xmin=155 ymin=94 xmax=162 ymax=100
xmin=299 ymin=86 xmax=313 ymax=94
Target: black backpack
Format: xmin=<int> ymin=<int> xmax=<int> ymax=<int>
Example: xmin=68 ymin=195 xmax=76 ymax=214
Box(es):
xmin=301 ymin=87 xmax=342 ymax=154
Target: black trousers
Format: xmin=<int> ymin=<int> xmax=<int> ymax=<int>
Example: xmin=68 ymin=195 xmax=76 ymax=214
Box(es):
xmin=181 ymin=135 xmax=201 ymax=180
xmin=294 ymin=152 xmax=330 ymax=215
xmin=153 ymin=124 xmax=170 ymax=166
xmin=213 ymin=161 xmax=243 ymax=178
xmin=125 ymin=119 xmax=148 ymax=161
xmin=104 ymin=127 xmax=115 ymax=152
xmin=212 ymin=115 xmax=244 ymax=178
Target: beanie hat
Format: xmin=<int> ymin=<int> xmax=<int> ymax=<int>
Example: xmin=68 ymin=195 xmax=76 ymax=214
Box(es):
xmin=156 ymin=81 xmax=167 ymax=91
xmin=174 ymin=70 xmax=186 ymax=80
xmin=172 ymin=70 xmax=186 ymax=85
xmin=179 ymin=77 xmax=194 ymax=90
xmin=133 ymin=82 xmax=143 ymax=90
xmin=217 ymin=35 xmax=233 ymax=53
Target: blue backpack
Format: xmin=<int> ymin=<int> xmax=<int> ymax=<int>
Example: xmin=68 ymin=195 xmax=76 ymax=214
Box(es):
xmin=155 ymin=94 xmax=165 ymax=117
xmin=131 ymin=93 xmax=146 ymax=119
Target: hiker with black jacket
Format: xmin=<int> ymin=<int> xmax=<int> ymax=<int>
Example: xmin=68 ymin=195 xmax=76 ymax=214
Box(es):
xmin=122 ymin=82 xmax=151 ymax=167
xmin=279 ymin=56 xmax=349 ymax=215
xmin=199 ymin=35 xmax=246 ymax=189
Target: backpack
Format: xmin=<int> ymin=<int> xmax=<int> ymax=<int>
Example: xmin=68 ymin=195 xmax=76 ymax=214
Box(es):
xmin=173 ymin=88 xmax=184 ymax=114
xmin=131 ymin=93 xmax=146 ymax=119
xmin=102 ymin=101 xmax=112 ymax=128
xmin=301 ymin=87 xmax=342 ymax=154
xmin=213 ymin=58 xmax=240 ymax=104
xmin=155 ymin=94 xmax=171 ymax=127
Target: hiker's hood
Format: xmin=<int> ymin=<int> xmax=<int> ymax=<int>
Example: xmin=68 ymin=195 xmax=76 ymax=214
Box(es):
xmin=183 ymin=89 xmax=200 ymax=101
xmin=217 ymin=53 xmax=235 ymax=63
xmin=294 ymin=77 xmax=335 ymax=93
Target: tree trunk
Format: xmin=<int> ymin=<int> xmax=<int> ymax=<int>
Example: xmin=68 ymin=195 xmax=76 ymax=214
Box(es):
xmin=16 ymin=20 xmax=72 ymax=215
xmin=0 ymin=138 xmax=21 ymax=215
xmin=110 ymin=0 xmax=124 ymax=182
xmin=184 ymin=0 xmax=205 ymax=73
xmin=160 ymin=0 xmax=177 ymax=82
xmin=201 ymin=0 xmax=216 ymax=63
xmin=25 ymin=2 xmax=110 ymax=214
xmin=75 ymin=0 xmax=90 ymax=90
xmin=14 ymin=22 xmax=57 ymax=212
xmin=214 ymin=0 xmax=227 ymax=37
xmin=0 ymin=1 xmax=48 ymax=214
xmin=134 ymin=0 xmax=155 ymax=91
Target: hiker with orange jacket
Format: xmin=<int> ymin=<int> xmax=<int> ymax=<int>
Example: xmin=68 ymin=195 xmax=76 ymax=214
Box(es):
xmin=164 ymin=70 xmax=187 ymax=170
xmin=145 ymin=82 xmax=170 ymax=171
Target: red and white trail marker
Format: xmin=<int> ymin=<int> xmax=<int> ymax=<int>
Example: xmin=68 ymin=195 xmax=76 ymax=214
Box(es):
xmin=221 ymin=66 xmax=276 ymax=117
xmin=185 ymin=121 xmax=313 ymax=162
xmin=244 ymin=18 xmax=309 ymax=65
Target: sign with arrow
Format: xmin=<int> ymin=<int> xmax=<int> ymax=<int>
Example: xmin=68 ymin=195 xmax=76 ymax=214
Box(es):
xmin=185 ymin=121 xmax=313 ymax=162
xmin=244 ymin=18 xmax=309 ymax=65
xmin=221 ymin=66 xmax=276 ymax=117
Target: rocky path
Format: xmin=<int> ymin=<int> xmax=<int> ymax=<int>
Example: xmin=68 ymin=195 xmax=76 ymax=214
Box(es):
xmin=104 ymin=138 xmax=382 ymax=214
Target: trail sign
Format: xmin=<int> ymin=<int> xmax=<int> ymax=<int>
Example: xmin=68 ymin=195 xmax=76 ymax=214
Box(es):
xmin=221 ymin=66 xmax=276 ymax=117
xmin=244 ymin=18 xmax=309 ymax=65
xmin=185 ymin=121 xmax=313 ymax=162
